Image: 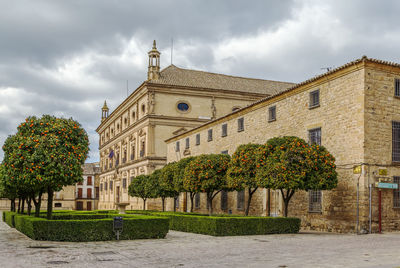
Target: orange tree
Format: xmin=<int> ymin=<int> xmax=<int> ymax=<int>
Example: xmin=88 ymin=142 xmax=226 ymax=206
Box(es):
xmin=183 ymin=154 xmax=231 ymax=215
xmin=227 ymin=144 xmax=262 ymax=216
xmin=174 ymin=156 xmax=197 ymax=212
xmin=256 ymin=136 xmax=337 ymax=217
xmin=0 ymin=163 xmax=18 ymax=212
xmin=159 ymin=162 xmax=180 ymax=212
xmin=128 ymin=174 xmax=155 ymax=210
xmin=149 ymin=169 xmax=176 ymax=211
xmin=2 ymin=115 xmax=89 ymax=219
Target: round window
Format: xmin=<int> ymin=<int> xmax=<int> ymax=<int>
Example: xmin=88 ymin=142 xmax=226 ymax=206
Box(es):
xmin=177 ymin=102 xmax=189 ymax=112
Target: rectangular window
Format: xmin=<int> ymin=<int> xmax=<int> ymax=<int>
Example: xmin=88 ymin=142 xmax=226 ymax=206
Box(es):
xmin=393 ymin=121 xmax=400 ymax=162
xmin=394 ymin=176 xmax=400 ymax=208
xmin=123 ymin=178 xmax=127 ymax=189
xmin=395 ymin=79 xmax=400 ymax=97
xmin=175 ymin=196 xmax=180 ymax=209
xmin=87 ymin=176 xmax=92 ymax=186
xmin=105 ymin=182 xmax=108 ymax=191
xmin=309 ymin=89 xmax=320 ymax=108
xmin=309 ymin=128 xmax=322 ymax=145
xmin=87 ymin=188 xmax=92 ymax=199
xmin=196 ymin=134 xmax=200 ymax=145
xmin=309 ymin=190 xmax=322 ymax=212
xmin=185 ymin=138 xmax=190 ymax=149
xmin=221 ymin=124 xmax=227 ymax=137
xmin=208 ymin=129 xmax=213 ymax=141
xmin=175 ymin=141 xmax=180 ymax=152
xmin=78 ymin=188 xmax=82 ymax=199
xmin=238 ymin=118 xmax=244 ymax=132
xmin=130 ymin=176 xmax=134 ymax=184
xmin=221 ymin=190 xmax=228 ymax=211
xmin=195 ymin=193 xmax=201 ymax=209
xmin=221 ymin=150 xmax=228 ymax=155
xmin=268 ymin=106 xmax=276 ymax=122
xmin=100 ymin=183 xmax=103 ymax=192
xmin=237 ymin=190 xmax=245 ymax=210
xmin=110 ymin=180 xmax=113 ymax=191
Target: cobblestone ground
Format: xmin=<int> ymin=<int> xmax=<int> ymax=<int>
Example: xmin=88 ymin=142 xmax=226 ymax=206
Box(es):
xmin=1 ymin=213 xmax=400 ymax=268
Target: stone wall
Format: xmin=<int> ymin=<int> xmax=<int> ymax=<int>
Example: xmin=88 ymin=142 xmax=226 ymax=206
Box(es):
xmin=167 ymin=62 xmax=368 ymax=232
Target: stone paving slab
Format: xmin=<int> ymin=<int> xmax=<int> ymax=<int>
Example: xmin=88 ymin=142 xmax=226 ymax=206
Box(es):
xmin=1 ymin=212 xmax=400 ymax=267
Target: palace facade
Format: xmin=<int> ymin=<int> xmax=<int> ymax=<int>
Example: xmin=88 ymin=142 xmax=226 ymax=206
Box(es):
xmin=166 ymin=56 xmax=400 ymax=233
xmin=96 ymin=41 xmax=294 ymax=210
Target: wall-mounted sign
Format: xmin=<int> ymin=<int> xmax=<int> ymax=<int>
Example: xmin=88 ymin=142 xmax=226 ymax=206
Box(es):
xmin=353 ymin=165 xmax=362 ymax=174
xmin=378 ymin=168 xmax=388 ymax=176
xmin=375 ymin=182 xmax=398 ymax=189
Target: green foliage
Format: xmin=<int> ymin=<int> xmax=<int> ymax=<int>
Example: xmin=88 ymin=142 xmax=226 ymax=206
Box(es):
xmin=256 ymin=136 xmax=338 ymax=216
xmin=256 ymin=136 xmax=337 ymax=191
xmin=12 ymin=213 xmax=169 ymax=241
xmin=150 ymin=169 xmax=176 ymax=199
xmin=126 ymin=211 xmax=300 ymax=236
xmin=3 ymin=211 xmax=17 ymax=227
xmin=159 ymin=162 xmax=179 ymax=196
xmin=128 ymin=175 xmax=155 ymax=202
xmin=174 ymin=156 xmax=196 ymax=192
xmin=183 ymin=154 xmax=231 ymax=193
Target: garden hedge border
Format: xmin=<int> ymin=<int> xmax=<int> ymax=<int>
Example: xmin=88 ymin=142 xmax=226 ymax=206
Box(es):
xmin=127 ymin=210 xmax=300 ymax=236
xmin=3 ymin=211 xmax=169 ymax=241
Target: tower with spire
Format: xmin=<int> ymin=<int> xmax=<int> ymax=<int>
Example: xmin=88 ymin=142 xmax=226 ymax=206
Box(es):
xmin=101 ymin=100 xmax=109 ymax=121
xmin=147 ymin=40 xmax=161 ymax=80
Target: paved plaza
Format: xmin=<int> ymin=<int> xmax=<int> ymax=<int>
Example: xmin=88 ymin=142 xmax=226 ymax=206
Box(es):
xmin=1 ymin=213 xmax=400 ymax=267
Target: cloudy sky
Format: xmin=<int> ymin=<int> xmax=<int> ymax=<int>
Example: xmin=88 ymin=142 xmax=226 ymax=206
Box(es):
xmin=1 ymin=0 xmax=400 ymax=162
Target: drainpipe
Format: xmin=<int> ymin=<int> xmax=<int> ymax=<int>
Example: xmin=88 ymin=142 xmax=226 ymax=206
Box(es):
xmin=356 ymin=172 xmax=362 ymax=234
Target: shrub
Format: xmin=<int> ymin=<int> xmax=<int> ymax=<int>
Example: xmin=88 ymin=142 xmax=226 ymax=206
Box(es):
xmin=127 ymin=211 xmax=300 ymax=236
xmin=3 ymin=211 xmax=17 ymax=227
xmin=13 ymin=213 xmax=169 ymax=241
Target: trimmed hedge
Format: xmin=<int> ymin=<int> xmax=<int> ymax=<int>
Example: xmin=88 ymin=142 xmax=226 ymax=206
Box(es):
xmin=12 ymin=213 xmax=169 ymax=241
xmin=3 ymin=211 xmax=17 ymax=228
xmin=127 ymin=211 xmax=300 ymax=236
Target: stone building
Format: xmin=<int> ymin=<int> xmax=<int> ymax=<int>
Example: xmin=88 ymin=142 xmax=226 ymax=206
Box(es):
xmin=96 ymin=41 xmax=293 ymax=210
xmin=166 ymin=56 xmax=400 ymax=233
xmin=75 ymin=162 xmax=100 ymax=211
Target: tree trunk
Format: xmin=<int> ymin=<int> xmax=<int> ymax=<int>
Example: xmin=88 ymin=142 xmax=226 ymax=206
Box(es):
xmin=10 ymin=198 xmax=15 ymax=212
xmin=21 ymin=198 xmax=25 ymax=214
xmin=17 ymin=197 xmax=21 ymax=213
xmin=27 ymin=197 xmax=32 ymax=216
xmin=245 ymin=188 xmax=258 ymax=216
xmin=207 ymin=193 xmax=213 ymax=216
xmin=189 ymin=192 xmax=195 ymax=213
xmin=47 ymin=186 xmax=54 ymax=220
xmin=32 ymin=190 xmax=43 ymax=217
xmin=142 ymin=198 xmax=146 ymax=210
xmin=161 ymin=197 xmax=165 ymax=212
xmin=267 ymin=188 xmax=271 ymax=217
xmin=173 ymin=196 xmax=178 ymax=212
xmin=280 ymin=189 xmax=295 ymax=217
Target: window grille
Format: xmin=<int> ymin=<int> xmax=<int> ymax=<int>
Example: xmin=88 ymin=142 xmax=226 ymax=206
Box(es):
xmin=310 ymin=89 xmax=320 ymax=108
xmin=393 ymin=121 xmax=400 ymax=162
xmin=175 ymin=196 xmax=180 ymax=208
xmin=222 ymin=124 xmax=228 ymax=137
xmin=309 ymin=128 xmax=321 ymax=145
xmin=395 ymin=79 xmax=400 ymax=97
xmin=195 ymin=193 xmax=201 ymax=209
xmin=394 ymin=177 xmax=400 ymax=208
xmin=268 ymin=106 xmax=276 ymax=122
xmin=238 ymin=118 xmax=244 ymax=132
xmin=237 ymin=190 xmax=245 ymax=210
xmin=196 ymin=134 xmax=200 ymax=145
xmin=309 ymin=190 xmax=322 ymax=212
xmin=123 ymin=178 xmax=127 ymax=189
xmin=208 ymin=129 xmax=213 ymax=141
xmin=110 ymin=180 xmax=113 ymax=191
xmin=175 ymin=141 xmax=180 ymax=152
xmin=185 ymin=138 xmax=190 ymax=149
xmin=221 ymin=190 xmax=228 ymax=210
xmin=100 ymin=183 xmax=103 ymax=192
xmin=130 ymin=177 xmax=134 ymax=184
xmin=221 ymin=150 xmax=228 ymax=155
xmin=105 ymin=182 xmax=108 ymax=191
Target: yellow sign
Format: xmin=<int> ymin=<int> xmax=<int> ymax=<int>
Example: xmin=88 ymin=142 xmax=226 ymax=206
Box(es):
xmin=353 ymin=165 xmax=362 ymax=174
xmin=378 ymin=168 xmax=388 ymax=176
